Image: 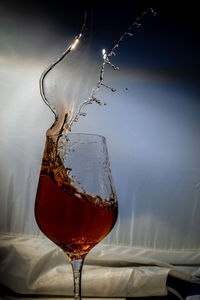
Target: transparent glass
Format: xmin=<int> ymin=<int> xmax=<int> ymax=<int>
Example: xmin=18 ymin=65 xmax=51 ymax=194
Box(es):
xmin=35 ymin=132 xmax=118 ymax=300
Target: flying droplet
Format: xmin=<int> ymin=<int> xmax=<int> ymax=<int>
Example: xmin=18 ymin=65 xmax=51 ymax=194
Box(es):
xmin=126 ymin=32 xmax=133 ymax=36
xmin=80 ymin=112 xmax=87 ymax=117
xmin=135 ymin=22 xmax=141 ymax=28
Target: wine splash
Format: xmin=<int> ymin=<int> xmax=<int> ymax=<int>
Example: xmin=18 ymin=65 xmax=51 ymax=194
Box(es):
xmin=40 ymin=8 xmax=156 ymax=138
xmin=38 ymin=8 xmax=156 ymax=200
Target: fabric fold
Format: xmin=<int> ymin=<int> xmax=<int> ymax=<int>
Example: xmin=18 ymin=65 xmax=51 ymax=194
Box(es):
xmin=1 ymin=233 xmax=200 ymax=297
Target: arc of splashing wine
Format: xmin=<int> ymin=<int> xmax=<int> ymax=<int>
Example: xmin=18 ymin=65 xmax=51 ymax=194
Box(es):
xmin=39 ymin=11 xmax=88 ymax=169
xmin=39 ymin=11 xmax=87 ymax=136
xmin=39 ymin=34 xmax=82 ymax=133
xmin=40 ymin=8 xmax=156 ymax=136
xmin=39 ymin=34 xmax=82 ymax=161
xmin=40 ymin=36 xmax=81 ymax=118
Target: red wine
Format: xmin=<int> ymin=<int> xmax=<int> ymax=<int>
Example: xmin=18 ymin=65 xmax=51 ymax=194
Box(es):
xmin=35 ymin=138 xmax=118 ymax=258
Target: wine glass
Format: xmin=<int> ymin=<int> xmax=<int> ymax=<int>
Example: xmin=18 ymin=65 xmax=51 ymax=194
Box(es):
xmin=35 ymin=132 xmax=118 ymax=300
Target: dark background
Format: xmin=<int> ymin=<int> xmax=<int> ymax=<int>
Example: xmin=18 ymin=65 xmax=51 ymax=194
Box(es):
xmin=1 ymin=1 xmax=199 ymax=84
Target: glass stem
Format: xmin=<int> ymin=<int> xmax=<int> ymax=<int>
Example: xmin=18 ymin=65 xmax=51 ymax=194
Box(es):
xmin=70 ymin=256 xmax=85 ymax=300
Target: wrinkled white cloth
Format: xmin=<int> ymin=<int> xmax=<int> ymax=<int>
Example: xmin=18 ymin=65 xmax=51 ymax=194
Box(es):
xmin=0 ymin=233 xmax=199 ymax=298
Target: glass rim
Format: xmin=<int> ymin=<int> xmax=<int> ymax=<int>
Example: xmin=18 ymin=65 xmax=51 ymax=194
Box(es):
xmin=46 ymin=131 xmax=106 ymax=140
